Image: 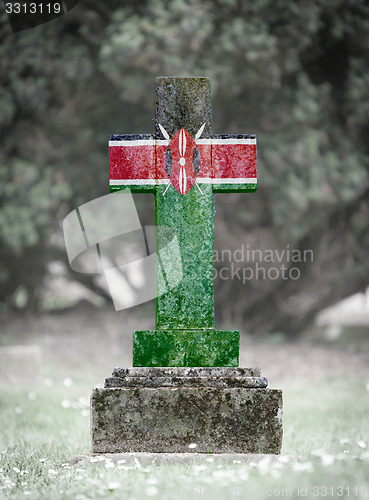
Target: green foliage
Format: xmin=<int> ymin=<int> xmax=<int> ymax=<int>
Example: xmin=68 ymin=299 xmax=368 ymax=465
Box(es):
xmin=0 ymin=0 xmax=368 ymax=324
xmin=99 ymin=0 xmax=369 ymax=242
xmin=0 ymin=160 xmax=71 ymax=254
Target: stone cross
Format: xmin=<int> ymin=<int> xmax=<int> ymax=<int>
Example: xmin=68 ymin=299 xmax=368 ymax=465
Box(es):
xmin=109 ymin=77 xmax=257 ymax=367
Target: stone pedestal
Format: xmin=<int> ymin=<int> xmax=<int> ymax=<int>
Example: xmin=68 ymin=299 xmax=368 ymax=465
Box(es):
xmin=91 ymin=368 xmax=283 ymax=454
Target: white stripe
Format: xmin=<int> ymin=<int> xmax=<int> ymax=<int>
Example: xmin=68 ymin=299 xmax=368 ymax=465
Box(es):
xmin=110 ymin=179 xmax=169 ymax=186
xmin=109 ymin=139 xmax=169 ymax=147
xmin=196 ymin=138 xmax=256 ymax=145
xmin=109 ymin=140 xmax=155 ymax=147
xmin=110 ymin=179 xmax=155 ymax=185
xmin=197 ymin=178 xmax=257 ymax=184
xmin=110 ymin=178 xmax=257 ymax=186
xmin=110 ymin=138 xmax=256 ymax=147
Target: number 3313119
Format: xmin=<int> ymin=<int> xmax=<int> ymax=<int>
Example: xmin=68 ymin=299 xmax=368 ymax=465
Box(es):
xmin=5 ymin=3 xmax=62 ymax=14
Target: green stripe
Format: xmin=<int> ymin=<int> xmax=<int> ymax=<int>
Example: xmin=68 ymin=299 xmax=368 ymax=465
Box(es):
xmin=213 ymin=183 xmax=257 ymax=193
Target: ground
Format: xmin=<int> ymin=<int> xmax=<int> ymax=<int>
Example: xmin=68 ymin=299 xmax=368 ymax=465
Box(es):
xmin=1 ymin=304 xmax=369 ymax=499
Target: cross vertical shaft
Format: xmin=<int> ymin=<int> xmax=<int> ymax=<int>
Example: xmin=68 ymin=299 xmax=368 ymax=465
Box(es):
xmin=154 ymin=77 xmax=214 ymax=330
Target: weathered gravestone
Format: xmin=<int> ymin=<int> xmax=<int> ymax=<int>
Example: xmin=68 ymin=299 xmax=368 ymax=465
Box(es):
xmin=91 ymin=77 xmax=283 ymax=453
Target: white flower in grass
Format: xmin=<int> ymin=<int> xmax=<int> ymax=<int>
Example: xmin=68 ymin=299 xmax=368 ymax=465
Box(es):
xmin=339 ymin=438 xmax=349 ymax=445
xmin=212 ymin=469 xmax=228 ymax=479
xmin=146 ymin=477 xmax=158 ymax=485
xmin=271 ymin=468 xmax=281 ymax=479
xmin=78 ymin=396 xmax=89 ymax=407
xmin=116 ymin=459 xmax=126 ymax=464
xmin=4 ymin=477 xmax=15 ymax=487
xmin=311 ymin=449 xmax=325 ymax=457
xmin=63 ymin=378 xmax=73 ymax=387
xmin=27 ymin=392 xmax=37 ymax=400
xmin=24 ymin=491 xmax=31 ymax=496
xmin=61 ymin=400 xmax=70 ymax=409
xmin=358 ymin=440 xmax=367 ymax=449
xmin=321 ymin=454 xmax=335 ymax=467
xmin=13 ymin=467 xmax=20 ymax=474
xmin=117 ymin=465 xmax=130 ymax=470
xmin=272 ymin=461 xmax=283 ymax=470
xmin=108 ymin=482 xmax=121 ymax=491
xmin=193 ymin=464 xmax=207 ymax=472
xmin=48 ymin=469 xmax=58 ymax=477
xmin=188 ymin=443 xmax=197 ymax=449
xmin=104 ymin=461 xmax=114 ymax=469
xmin=89 ymin=458 xmax=99 ymax=463
xmin=256 ymin=455 xmax=272 ymax=474
xmin=292 ymin=462 xmax=314 ymax=472
xmin=146 ymin=486 xmax=159 ymax=496
xmin=81 ymin=410 xmax=89 ymax=417
xmin=336 ymin=453 xmax=350 ymax=460
xmin=206 ymin=457 xmax=214 ymax=463
xmin=44 ymin=378 xmax=53 ymax=387
xmin=39 ymin=459 xmax=46 ymax=463
xmin=238 ymin=468 xmax=249 ymax=481
xmin=15 ymin=407 xmax=22 ymax=414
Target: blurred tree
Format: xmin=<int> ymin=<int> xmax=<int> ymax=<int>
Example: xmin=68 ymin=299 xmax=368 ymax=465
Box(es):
xmin=0 ymin=0 xmax=368 ymax=334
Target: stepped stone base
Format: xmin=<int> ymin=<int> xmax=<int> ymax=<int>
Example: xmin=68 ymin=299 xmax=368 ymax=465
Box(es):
xmin=91 ymin=368 xmax=283 ymax=454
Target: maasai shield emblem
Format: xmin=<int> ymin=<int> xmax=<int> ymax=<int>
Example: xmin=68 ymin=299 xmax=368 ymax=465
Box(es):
xmin=160 ymin=124 xmax=205 ymax=196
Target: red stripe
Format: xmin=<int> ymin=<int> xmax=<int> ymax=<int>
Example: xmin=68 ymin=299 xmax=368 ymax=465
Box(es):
xmin=109 ymin=145 xmax=155 ymax=180
xmin=109 ymin=143 xmax=256 ymax=181
xmin=155 ymin=144 xmax=168 ymax=180
xmin=197 ymin=144 xmax=212 ymax=177
xmin=212 ymin=144 xmax=257 ymax=179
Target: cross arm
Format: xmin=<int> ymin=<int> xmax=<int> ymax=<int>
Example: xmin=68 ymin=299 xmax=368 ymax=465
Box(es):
xmin=109 ymin=134 xmax=157 ymax=194
xmin=206 ymin=134 xmax=257 ymax=193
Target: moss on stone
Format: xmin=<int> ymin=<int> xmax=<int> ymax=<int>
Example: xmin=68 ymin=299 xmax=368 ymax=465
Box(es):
xmin=133 ymin=329 xmax=239 ymax=367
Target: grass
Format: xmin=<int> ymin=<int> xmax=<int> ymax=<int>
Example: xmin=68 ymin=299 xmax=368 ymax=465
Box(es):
xmin=0 ymin=377 xmax=369 ymax=499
